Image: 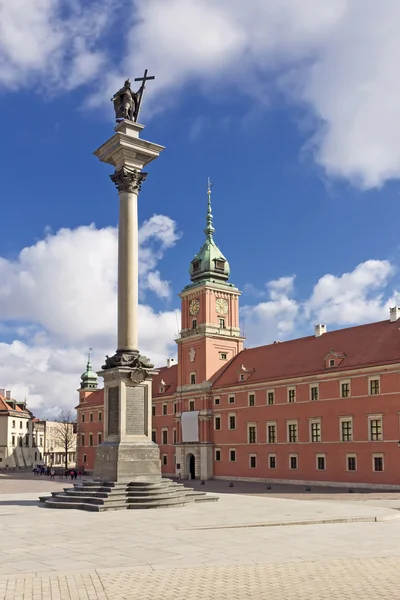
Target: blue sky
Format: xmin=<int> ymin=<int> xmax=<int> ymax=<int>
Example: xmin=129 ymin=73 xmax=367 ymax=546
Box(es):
xmin=0 ymin=0 xmax=400 ymax=415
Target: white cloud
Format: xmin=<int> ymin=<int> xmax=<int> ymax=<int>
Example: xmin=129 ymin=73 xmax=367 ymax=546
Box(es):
xmin=0 ymin=216 xmax=180 ymax=417
xmin=242 ymin=260 xmax=397 ymax=347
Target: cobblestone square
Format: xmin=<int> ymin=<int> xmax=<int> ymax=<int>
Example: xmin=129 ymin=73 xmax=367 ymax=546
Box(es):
xmin=2 ymin=474 xmax=400 ymax=599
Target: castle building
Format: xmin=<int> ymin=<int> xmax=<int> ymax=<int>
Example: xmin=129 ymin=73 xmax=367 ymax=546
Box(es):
xmin=76 ymin=353 xmax=103 ymax=471
xmin=77 ymin=188 xmax=400 ymax=488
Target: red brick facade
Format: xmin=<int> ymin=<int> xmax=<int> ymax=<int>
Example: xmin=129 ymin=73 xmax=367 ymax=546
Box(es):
xmin=76 ymin=389 xmax=103 ymax=471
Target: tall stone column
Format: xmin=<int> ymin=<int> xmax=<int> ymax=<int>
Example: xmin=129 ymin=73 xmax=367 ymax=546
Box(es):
xmin=92 ymin=119 xmax=165 ymax=482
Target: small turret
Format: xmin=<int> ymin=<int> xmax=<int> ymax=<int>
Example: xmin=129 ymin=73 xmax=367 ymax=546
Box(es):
xmin=80 ymin=349 xmax=98 ymax=391
xmin=189 ymin=179 xmax=230 ymax=283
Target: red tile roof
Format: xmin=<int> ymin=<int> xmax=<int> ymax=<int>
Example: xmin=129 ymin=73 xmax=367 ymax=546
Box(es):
xmin=0 ymin=395 xmax=30 ymax=414
xmin=212 ymin=320 xmax=400 ymax=389
xmin=76 ymin=389 xmax=104 ymax=409
xmin=152 ymin=364 xmax=178 ymax=398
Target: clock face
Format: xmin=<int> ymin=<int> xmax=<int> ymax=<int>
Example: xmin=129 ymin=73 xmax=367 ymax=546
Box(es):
xmin=216 ymin=298 xmax=228 ymax=314
xmin=189 ymin=299 xmax=200 ymax=316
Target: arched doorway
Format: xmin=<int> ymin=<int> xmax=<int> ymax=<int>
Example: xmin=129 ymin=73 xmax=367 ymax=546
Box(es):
xmin=186 ymin=453 xmax=195 ymax=480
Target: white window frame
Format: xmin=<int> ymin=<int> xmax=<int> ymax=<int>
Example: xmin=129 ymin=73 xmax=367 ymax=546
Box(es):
xmin=189 ymin=399 xmax=195 ymax=411
xmin=339 ymin=416 xmax=353 ymax=442
xmin=228 ymin=413 xmax=236 ymax=430
xmin=161 ymin=428 xmax=168 ymax=445
xmin=266 ymin=389 xmax=275 ymax=405
xmin=266 ymin=421 xmax=277 ymax=444
xmin=340 ymin=379 xmax=351 ymax=398
xmin=247 ymin=422 xmax=257 ymax=444
xmin=162 ymin=454 xmax=168 ymax=466
xmin=287 ymin=386 xmax=296 ymax=403
xmin=220 ymin=352 xmax=228 ymax=360
xmin=214 ymin=414 xmax=221 ymax=431
xmin=214 ymin=448 xmax=221 ymax=461
xmin=214 ymin=397 xmax=220 ymax=405
xmin=248 ymin=392 xmax=256 ymax=407
xmin=316 ymin=453 xmax=326 ymax=471
xmin=329 ymin=358 xmax=335 ymax=367
xmin=162 ymin=403 xmax=168 ymax=416
xmin=151 ymin=429 xmax=157 ymax=443
xmin=368 ymin=414 xmax=383 ymax=441
xmin=190 ymin=372 xmax=196 ymax=385
xmin=372 ymin=453 xmax=384 ymax=472
xmin=346 ymin=453 xmax=357 ymax=472
xmin=310 ymin=384 xmax=319 ymax=401
xmin=173 ymin=428 xmax=177 ymax=445
xmin=268 ymin=453 xmax=276 ymax=469
xmin=309 ymin=418 xmax=322 ymax=443
xmin=289 ymin=453 xmax=298 ymax=470
xmin=287 ymin=419 xmax=298 ymax=443
xmin=229 ymin=448 xmax=236 ymax=462
xmin=369 ymin=376 xmax=380 ymax=396
xmin=249 ymin=454 xmax=257 ymax=469
xmin=228 ymin=395 xmax=235 ymax=404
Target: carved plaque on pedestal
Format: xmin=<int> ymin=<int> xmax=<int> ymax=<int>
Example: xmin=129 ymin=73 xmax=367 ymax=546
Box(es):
xmin=108 ymin=386 xmax=120 ymax=436
xmin=126 ymin=385 xmax=145 ymax=435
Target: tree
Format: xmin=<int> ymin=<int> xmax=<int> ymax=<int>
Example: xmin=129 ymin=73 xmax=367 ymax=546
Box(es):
xmin=53 ymin=410 xmax=77 ymax=472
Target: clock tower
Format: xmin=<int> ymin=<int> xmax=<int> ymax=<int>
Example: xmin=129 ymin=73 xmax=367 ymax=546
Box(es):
xmin=176 ymin=182 xmax=244 ymax=388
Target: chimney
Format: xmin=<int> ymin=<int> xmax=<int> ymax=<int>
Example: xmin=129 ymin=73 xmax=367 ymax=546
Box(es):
xmin=5 ymin=390 xmax=11 ymax=399
xmin=390 ymin=307 xmax=400 ymax=323
xmin=315 ymin=324 xmax=327 ymax=337
xmin=166 ymin=358 xmax=175 ymax=368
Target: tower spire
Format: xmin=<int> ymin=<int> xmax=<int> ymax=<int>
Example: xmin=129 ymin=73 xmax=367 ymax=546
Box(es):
xmin=87 ymin=348 xmax=92 ymax=370
xmin=80 ymin=347 xmax=98 ymax=391
xmin=204 ymin=177 xmax=215 ymax=240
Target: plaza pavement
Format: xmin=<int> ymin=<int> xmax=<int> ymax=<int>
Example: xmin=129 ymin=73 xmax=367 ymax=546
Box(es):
xmin=2 ymin=474 xmax=400 ymax=598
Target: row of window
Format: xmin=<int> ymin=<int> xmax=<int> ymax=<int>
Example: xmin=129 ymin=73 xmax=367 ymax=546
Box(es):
xmin=11 ymin=420 xmax=29 ymax=429
xmin=213 ymin=450 xmax=385 ymax=472
xmin=80 ymin=433 xmax=102 ymax=447
xmin=213 ymin=415 xmax=384 ymax=443
xmin=81 ymin=411 xmax=102 ymax=423
xmin=152 ymin=429 xmax=177 ymax=445
xmin=155 ymin=377 xmax=381 ymax=412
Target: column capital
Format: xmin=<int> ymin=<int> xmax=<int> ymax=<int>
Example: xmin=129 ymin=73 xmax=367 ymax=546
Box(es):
xmin=110 ymin=167 xmax=148 ymax=193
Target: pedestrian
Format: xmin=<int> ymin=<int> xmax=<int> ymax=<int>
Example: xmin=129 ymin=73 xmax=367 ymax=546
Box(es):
xmin=58 ymin=469 xmax=63 ymax=479
xmin=50 ymin=468 xmax=55 ymax=480
xmin=73 ymin=469 xmax=78 ymax=480
xmin=70 ymin=470 xmax=74 ymax=480
xmin=78 ymin=470 xmax=82 ymax=479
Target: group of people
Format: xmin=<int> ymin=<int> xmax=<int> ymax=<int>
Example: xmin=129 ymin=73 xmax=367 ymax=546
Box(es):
xmin=33 ymin=465 xmax=81 ymax=480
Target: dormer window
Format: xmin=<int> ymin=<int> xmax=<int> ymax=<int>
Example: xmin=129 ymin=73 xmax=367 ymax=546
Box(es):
xmin=159 ymin=386 xmax=165 ymax=393
xmin=239 ymin=373 xmax=245 ymax=381
xmin=215 ymin=259 xmax=225 ymax=271
xmin=325 ymin=349 xmax=346 ymax=369
xmin=329 ymin=359 xmax=335 ymax=367
xmin=192 ymin=260 xmax=200 ymax=271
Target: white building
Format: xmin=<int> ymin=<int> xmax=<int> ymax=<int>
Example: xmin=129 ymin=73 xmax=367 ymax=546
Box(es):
xmin=0 ymin=390 xmax=36 ymax=469
xmin=42 ymin=421 xmax=77 ymax=469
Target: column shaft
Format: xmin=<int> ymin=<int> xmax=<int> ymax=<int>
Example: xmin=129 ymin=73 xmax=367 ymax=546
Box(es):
xmin=118 ymin=190 xmax=138 ymax=352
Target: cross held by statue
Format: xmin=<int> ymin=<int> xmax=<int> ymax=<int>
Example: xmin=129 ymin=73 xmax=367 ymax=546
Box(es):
xmin=134 ymin=69 xmax=155 ymax=119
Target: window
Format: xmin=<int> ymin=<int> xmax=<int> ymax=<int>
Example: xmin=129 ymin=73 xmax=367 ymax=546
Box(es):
xmin=329 ymin=359 xmax=335 ymax=367
xmin=40 ymin=437 xmax=43 ymax=447
xmin=192 ymin=319 xmax=197 ymax=329
xmin=267 ymin=423 xmax=276 ymax=444
xmin=347 ymin=455 xmax=357 ymax=471
xmin=248 ymin=394 xmax=255 ymax=407
xmin=98 ymin=411 xmax=102 ymax=422
xmin=26 ymin=421 xmax=29 ymax=429
xmin=34 ymin=452 xmax=37 ymax=461
xmin=162 ymin=404 xmax=167 ymax=415
xmin=162 ymin=429 xmax=168 ymax=445
xmin=288 ymin=388 xmax=296 ymax=403
xmin=369 ymin=417 xmax=382 ymax=441
xmin=152 ymin=405 xmax=156 ymax=417
xmin=162 ymin=454 xmax=168 ymax=466
xmin=12 ymin=420 xmax=15 ymax=428
xmin=370 ymin=379 xmax=380 ymax=395
xmin=239 ymin=373 xmax=245 ymax=381
xmin=215 ymin=449 xmax=221 ymax=461
xmin=341 ymin=382 xmax=350 ymax=398
xmin=152 ymin=430 xmax=157 ymax=443
xmin=373 ymin=455 xmax=384 ymax=472
xmin=97 ymin=433 xmax=102 ymax=445
xmin=173 ymin=403 xmax=177 ymax=413
xmin=214 ymin=416 xmax=221 ymax=431
xmin=214 ymin=397 xmax=220 ymax=405
xmin=90 ymin=413 xmax=93 ymax=422
xmin=341 ymin=419 xmax=353 ymax=442
xmin=267 ymin=390 xmax=274 ymax=405
xmin=83 ymin=454 xmax=87 ymax=463
xmin=192 ymin=260 xmax=200 ymax=270
xmin=33 ymin=436 xmax=36 ymax=447
xmin=220 ymin=353 xmax=227 ymax=360
xmin=89 ymin=434 xmax=93 ymax=447
xmin=316 ymin=455 xmax=326 ymax=470
xmin=173 ymin=429 xmax=177 ymax=444
xmin=82 ymin=414 xmax=85 ymax=423
xmin=189 ymin=400 xmax=195 ymax=411
xmin=268 ymin=454 xmax=276 ymax=469
xmin=190 ymin=373 xmax=196 ymax=385
xmin=310 ymin=421 xmax=321 ymax=443
xmin=19 ymin=421 xmax=22 ymax=429
xmin=310 ymin=386 xmax=319 ymax=401
xmin=290 ymin=454 xmax=298 ymax=469
xmin=219 ymin=318 xmax=225 ymax=329
xmin=229 ymin=414 xmax=236 ymax=430
xmin=288 ymin=422 xmax=298 ymax=443
xmin=18 ymin=437 xmax=22 ymax=447
xmin=159 ymin=386 xmax=165 ymax=394
xmin=248 ymin=425 xmax=257 ymax=444
xmin=11 ymin=435 xmax=15 ymax=446
xmin=215 ymin=259 xmax=225 ymax=270
xmin=81 ymin=434 xmax=85 ymax=446
xmin=250 ymin=455 xmax=257 ymax=468
xmin=229 ymin=449 xmax=236 ymax=462
xmin=228 ymin=396 xmax=235 ymax=404
xmin=25 ymin=435 xmax=29 ymax=447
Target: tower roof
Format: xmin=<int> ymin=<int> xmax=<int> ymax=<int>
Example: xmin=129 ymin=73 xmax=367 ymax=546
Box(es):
xmin=189 ymin=179 xmax=230 ymax=283
xmin=80 ymin=349 xmax=98 ymax=390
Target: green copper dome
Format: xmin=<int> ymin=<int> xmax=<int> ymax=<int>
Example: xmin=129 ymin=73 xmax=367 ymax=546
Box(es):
xmin=80 ymin=350 xmax=98 ymax=390
xmin=189 ymin=181 xmax=230 ymax=283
